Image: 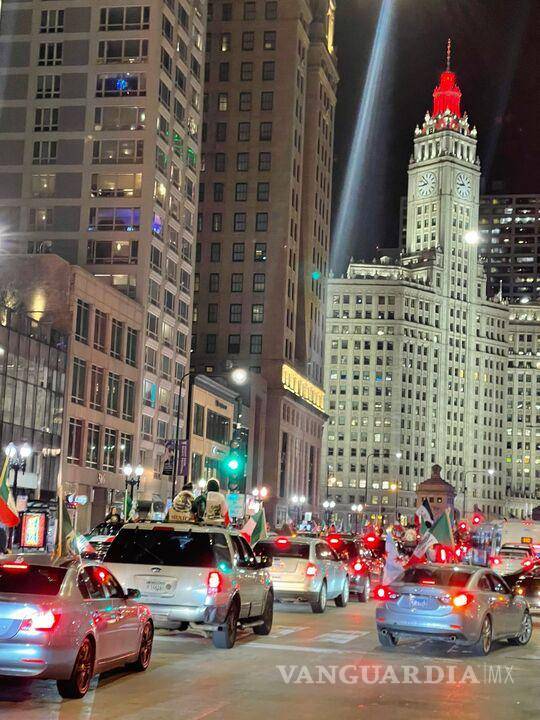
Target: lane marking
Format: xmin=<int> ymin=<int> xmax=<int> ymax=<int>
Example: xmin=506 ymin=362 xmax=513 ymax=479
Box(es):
xmin=314 ymin=631 xmax=370 ymax=644
xmin=270 ymin=625 xmax=309 ymax=638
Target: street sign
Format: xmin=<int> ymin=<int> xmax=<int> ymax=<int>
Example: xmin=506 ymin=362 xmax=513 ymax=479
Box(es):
xmin=227 ymin=493 xmax=245 ymax=519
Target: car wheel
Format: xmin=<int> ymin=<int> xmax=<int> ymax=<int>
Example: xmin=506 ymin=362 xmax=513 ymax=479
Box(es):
xmin=212 ymin=599 xmax=239 ymax=649
xmin=335 ymin=577 xmax=349 ymax=607
xmin=378 ymin=628 xmax=399 ymax=648
xmin=472 ymin=615 xmax=493 ymax=656
xmin=127 ymin=621 xmax=154 ymax=671
xmin=311 ymin=581 xmax=327 ymax=614
xmin=508 ymin=611 xmax=532 ymax=646
xmin=253 ymin=592 xmax=274 ymax=636
xmin=359 ymin=577 xmax=370 ymax=603
xmin=57 ymin=637 xmax=94 ymax=699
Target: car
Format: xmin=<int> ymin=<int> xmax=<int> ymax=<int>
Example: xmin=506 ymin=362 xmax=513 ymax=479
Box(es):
xmin=489 ymin=543 xmax=538 ymax=575
xmin=0 ymin=558 xmax=153 ymax=698
xmin=254 ymin=536 xmax=349 ymax=613
xmin=511 ymin=566 xmax=540 ymax=611
xmin=325 ymin=534 xmax=376 ymax=602
xmin=375 ymin=563 xmax=532 ymax=655
xmin=83 ymin=521 xmax=124 ymax=560
xmin=104 ymin=522 xmax=274 ymax=649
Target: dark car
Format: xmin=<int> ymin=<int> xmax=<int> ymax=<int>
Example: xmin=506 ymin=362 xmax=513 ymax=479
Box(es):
xmin=326 ymin=534 xmax=376 ymax=602
xmin=510 ymin=566 xmax=540 ymax=611
xmin=83 ymin=521 xmax=124 ymax=560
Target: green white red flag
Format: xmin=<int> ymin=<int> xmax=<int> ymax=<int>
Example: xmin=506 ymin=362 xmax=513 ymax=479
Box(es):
xmin=0 ymin=457 xmax=19 ymax=527
xmin=240 ymin=507 xmax=267 ymax=546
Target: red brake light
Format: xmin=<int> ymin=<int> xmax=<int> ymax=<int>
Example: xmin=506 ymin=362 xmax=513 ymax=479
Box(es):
xmin=353 ymin=561 xmax=364 ymax=574
xmin=452 ymin=592 xmax=473 ymax=609
xmin=421 ymin=579 xmax=436 ymax=585
xmin=365 ymin=534 xmax=377 ymax=544
xmin=522 ymin=559 xmax=533 ymax=569
xmin=21 ymin=609 xmax=60 ymax=632
xmin=275 ymin=537 xmax=289 ymax=546
xmin=1 ymin=562 xmax=29 ymax=571
xmin=207 ymin=571 xmax=222 ymax=593
xmin=306 ymin=563 xmax=318 ymax=577
xmin=490 ymin=556 xmax=501 ymax=566
xmin=328 ymin=537 xmax=340 ymax=545
xmin=374 ymin=585 xmax=399 ymax=601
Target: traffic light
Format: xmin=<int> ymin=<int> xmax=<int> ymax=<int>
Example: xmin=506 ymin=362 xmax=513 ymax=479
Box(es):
xmin=222 ymin=428 xmax=248 ymax=492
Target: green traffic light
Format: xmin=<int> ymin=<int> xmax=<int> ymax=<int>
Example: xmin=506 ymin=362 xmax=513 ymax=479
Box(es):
xmin=227 ymin=458 xmax=240 ymax=471
xmin=311 ymin=270 xmax=321 ymax=281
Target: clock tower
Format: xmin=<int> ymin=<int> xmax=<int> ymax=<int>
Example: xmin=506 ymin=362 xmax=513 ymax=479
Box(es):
xmin=405 ymin=40 xmax=481 ymax=298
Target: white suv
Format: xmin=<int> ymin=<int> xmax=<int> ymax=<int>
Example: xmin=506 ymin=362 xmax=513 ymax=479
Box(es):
xmin=104 ymin=522 xmax=274 ymax=649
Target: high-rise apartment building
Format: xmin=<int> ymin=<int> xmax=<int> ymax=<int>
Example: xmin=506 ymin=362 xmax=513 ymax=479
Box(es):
xmin=323 ymin=50 xmax=510 ymax=525
xmin=478 ymin=195 xmax=540 ymax=303
xmin=0 ymin=1 xmax=206 ymax=499
xmin=193 ymin=1 xmax=338 ymax=523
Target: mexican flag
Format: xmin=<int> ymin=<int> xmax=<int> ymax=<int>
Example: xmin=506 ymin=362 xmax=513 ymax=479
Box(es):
xmin=0 ymin=457 xmax=19 ymax=527
xmin=240 ymin=507 xmax=267 ymax=546
xmin=404 ymin=528 xmax=437 ymax=567
xmin=53 ymin=500 xmax=93 ymax=559
xmin=123 ymin=489 xmax=133 ymax=521
xmin=430 ymin=509 xmax=455 ymax=547
xmin=415 ymin=498 xmax=434 ymax=533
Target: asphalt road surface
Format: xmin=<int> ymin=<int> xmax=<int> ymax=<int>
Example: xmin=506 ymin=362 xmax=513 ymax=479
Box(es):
xmin=1 ymin=600 xmax=539 ymax=720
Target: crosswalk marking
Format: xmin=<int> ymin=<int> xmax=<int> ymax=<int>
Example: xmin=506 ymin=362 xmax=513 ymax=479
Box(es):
xmin=270 ymin=625 xmax=309 ymax=638
xmin=314 ymin=630 xmax=370 ymax=644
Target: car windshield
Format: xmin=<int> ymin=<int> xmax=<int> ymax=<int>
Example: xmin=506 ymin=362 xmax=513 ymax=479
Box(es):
xmin=335 ymin=540 xmax=357 ymax=560
xmin=104 ymin=528 xmax=230 ymax=567
xmin=0 ymin=564 xmax=67 ymax=595
xmin=398 ymin=567 xmax=472 ymax=588
xmin=256 ymin=540 xmax=310 ymax=559
xmin=89 ymin=522 xmax=122 ymax=536
xmin=500 ymin=547 xmax=529 ymax=558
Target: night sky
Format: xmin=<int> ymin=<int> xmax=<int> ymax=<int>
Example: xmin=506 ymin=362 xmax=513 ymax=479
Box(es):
xmin=331 ymin=0 xmax=539 ymax=272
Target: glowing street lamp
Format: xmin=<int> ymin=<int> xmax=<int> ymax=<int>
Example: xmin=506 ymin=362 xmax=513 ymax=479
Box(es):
xmin=464 ymin=230 xmax=480 ymax=245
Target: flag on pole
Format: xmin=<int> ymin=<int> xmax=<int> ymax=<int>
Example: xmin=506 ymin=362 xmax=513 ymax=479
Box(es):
xmin=404 ymin=528 xmax=437 ymax=567
xmin=0 ymin=457 xmax=19 ymax=527
xmin=52 ymin=499 xmax=93 ymax=559
xmin=123 ymin=489 xmax=133 ymax=521
xmin=382 ymin=532 xmax=404 ymax=585
xmin=430 ymin=509 xmax=455 ymax=548
xmin=415 ymin=498 xmax=434 ymax=533
xmin=240 ymin=507 xmax=267 ymax=546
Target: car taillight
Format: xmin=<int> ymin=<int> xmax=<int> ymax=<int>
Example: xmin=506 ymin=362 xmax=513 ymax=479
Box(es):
xmin=451 ymin=593 xmax=473 ymax=609
xmin=1 ymin=562 xmax=29 ymax=571
xmin=374 ymin=585 xmax=398 ymax=601
xmin=515 ymin=586 xmax=524 ymax=596
xmin=21 ymin=610 xmax=60 ymax=632
xmin=352 ymin=561 xmax=365 ymax=574
xmin=521 ymin=559 xmax=533 ymax=569
xmin=207 ymin=571 xmax=222 ymax=593
xmin=306 ymin=563 xmax=318 ymax=577
xmin=275 ymin=537 xmax=289 ymax=546
xmin=490 ymin=556 xmax=501 ymax=566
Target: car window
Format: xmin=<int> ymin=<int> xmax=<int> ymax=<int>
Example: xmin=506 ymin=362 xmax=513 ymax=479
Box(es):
xmin=477 ymin=575 xmax=491 ymax=592
xmin=78 ymin=567 xmax=106 ymax=600
xmin=400 ymin=567 xmax=473 ymax=587
xmin=231 ymin=535 xmax=248 ymax=563
xmin=97 ymin=567 xmax=125 ymax=598
xmin=238 ymin=536 xmax=256 ymax=562
xmin=499 ymin=547 xmax=529 ymax=558
xmin=487 ymin=573 xmax=511 ymax=594
xmin=256 ymin=540 xmax=310 ymax=559
xmin=316 ymin=543 xmax=334 ymax=560
xmin=0 ymin=564 xmax=67 ymax=596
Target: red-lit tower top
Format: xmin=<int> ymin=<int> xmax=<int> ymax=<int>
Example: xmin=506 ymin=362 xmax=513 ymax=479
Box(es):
xmin=432 ymin=39 xmax=462 ymax=118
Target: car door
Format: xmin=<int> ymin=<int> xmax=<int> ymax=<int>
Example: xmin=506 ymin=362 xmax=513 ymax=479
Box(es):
xmin=329 ymin=546 xmax=345 ymax=595
xmin=486 ymin=572 xmax=513 ymax=636
xmin=315 ymin=543 xmax=335 ymax=594
xmin=231 ymin=535 xmax=260 ymax=618
xmin=99 ymin=566 xmax=141 ymax=656
xmin=238 ymin=536 xmax=265 ymax=616
xmin=77 ymin=567 xmax=118 ymax=663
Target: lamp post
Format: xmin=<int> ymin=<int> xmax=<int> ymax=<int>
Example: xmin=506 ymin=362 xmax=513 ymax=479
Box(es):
xmin=122 ymin=463 xmax=144 ymax=500
xmin=171 ymin=369 xmax=194 ymax=501
xmin=350 ymin=503 xmax=363 ymax=534
xmin=390 ymin=483 xmax=399 ymax=524
xmin=291 ymin=495 xmax=306 ymax=525
xmin=4 ymin=442 xmax=32 ymax=549
xmin=462 ymin=468 xmax=495 ymax=517
xmin=363 ymin=452 xmax=376 ymax=527
xmin=322 ymin=499 xmax=335 ymax=525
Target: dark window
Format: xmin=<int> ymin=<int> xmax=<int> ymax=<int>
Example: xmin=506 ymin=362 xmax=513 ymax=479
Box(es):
xmin=0 ymin=565 xmax=66 ymax=595
xmin=231 ymin=273 xmax=243 ymax=292
xmin=237 ymin=152 xmax=249 ymax=171
xmin=75 ymin=300 xmax=89 ymax=343
xmin=208 ymin=304 xmax=218 ymax=323
xmin=259 ymin=152 xmax=271 ymax=171
xmin=222 ymin=3 xmax=232 ymax=21
xmin=234 ymin=212 xmax=247 ymax=231
xmin=232 ymin=243 xmax=245 ymax=261
xmin=400 ymin=567 xmax=473 ymax=587
xmin=238 ymin=122 xmax=250 ymax=141
xmin=216 ymin=122 xmax=227 ymax=141
xmin=212 ymin=213 xmax=223 ymax=231
xmin=105 ymin=529 xmax=231 ymax=567
xmin=229 ymin=304 xmax=242 ymax=323
xmin=219 ymin=62 xmax=229 ymax=81
xmin=262 ymin=61 xmax=275 ymax=81
xmin=213 ymin=182 xmax=224 ymax=201
xmin=215 ymin=153 xmax=226 ymax=171
xmin=239 ymin=91 xmax=252 ymax=111
xmin=210 ymin=242 xmax=221 ymax=262
xmin=194 ymin=403 xmax=205 ymax=435
xmin=265 ymin=1 xmax=278 ymax=20
xmin=228 ymin=334 xmax=241 ymax=354
xmin=209 ymin=273 xmax=220 ymax=292
xmin=242 ymin=31 xmax=254 ymax=50
xmin=259 ymin=122 xmax=272 ymax=141
xmin=260 ymin=91 xmax=273 ymax=111
xmin=243 ymin=2 xmax=256 ymax=21
xmin=250 ymin=334 xmax=262 ymax=354
xmin=206 ymin=334 xmax=217 ymax=353
xmin=235 ymin=183 xmax=248 ymax=201
xmin=206 ymin=410 xmax=230 ymax=444
xmin=255 ymin=540 xmax=310 ymax=559
xmin=257 ymin=182 xmax=270 ymax=201
xmin=253 ymin=273 xmax=266 ymax=292
xmin=255 ymin=212 xmax=268 ymax=231
xmin=241 ymin=62 xmax=253 ymax=81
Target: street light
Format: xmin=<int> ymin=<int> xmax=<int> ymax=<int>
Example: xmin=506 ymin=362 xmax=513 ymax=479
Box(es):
xmin=322 ymin=499 xmax=335 ymax=524
xmin=252 ymin=486 xmax=269 ymax=500
xmin=464 ymin=230 xmax=480 ymax=245
xmin=3 ymin=442 xmax=32 ymax=500
xmin=122 ymin=463 xmax=144 ymax=500
xmin=230 ymin=367 xmax=248 ymax=386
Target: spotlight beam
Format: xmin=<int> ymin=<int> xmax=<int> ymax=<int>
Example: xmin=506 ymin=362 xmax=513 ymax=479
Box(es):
xmin=332 ymin=0 xmax=395 ymax=270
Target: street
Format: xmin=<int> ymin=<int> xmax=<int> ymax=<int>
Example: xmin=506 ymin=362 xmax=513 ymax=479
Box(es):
xmin=1 ymin=600 xmax=539 ymax=720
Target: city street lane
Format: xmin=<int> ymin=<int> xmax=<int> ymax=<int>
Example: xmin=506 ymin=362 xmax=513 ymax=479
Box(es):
xmin=1 ymin=600 xmax=539 ymax=720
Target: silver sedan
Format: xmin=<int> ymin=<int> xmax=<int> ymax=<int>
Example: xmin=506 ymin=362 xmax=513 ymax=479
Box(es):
xmin=375 ymin=564 xmax=532 ymax=655
xmin=0 ymin=558 xmax=153 ymax=698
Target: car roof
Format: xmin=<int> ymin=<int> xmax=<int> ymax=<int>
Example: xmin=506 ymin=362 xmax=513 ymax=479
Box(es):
xmin=258 ymin=536 xmax=320 ymax=546
xmin=121 ymin=521 xmax=229 ymax=534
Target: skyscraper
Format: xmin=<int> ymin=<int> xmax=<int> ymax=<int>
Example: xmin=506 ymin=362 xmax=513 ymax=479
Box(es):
xmin=323 ymin=45 xmax=508 ymax=524
xmin=0 ymin=1 xmax=206 ymax=499
xmin=193 ymin=1 xmax=338 ymax=523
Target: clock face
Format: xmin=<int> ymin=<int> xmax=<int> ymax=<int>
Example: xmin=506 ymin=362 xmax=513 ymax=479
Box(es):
xmin=456 ymin=173 xmax=472 ymax=199
xmin=417 ymin=172 xmax=436 ymax=198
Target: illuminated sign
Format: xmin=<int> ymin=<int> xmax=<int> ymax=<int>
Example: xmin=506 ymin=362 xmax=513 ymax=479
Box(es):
xmin=281 ymin=364 xmax=325 ymax=412
xmin=21 ymin=513 xmax=47 ymax=549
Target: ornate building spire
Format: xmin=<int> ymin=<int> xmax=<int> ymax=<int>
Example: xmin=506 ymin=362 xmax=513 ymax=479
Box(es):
xmin=432 ymin=39 xmax=462 ymax=118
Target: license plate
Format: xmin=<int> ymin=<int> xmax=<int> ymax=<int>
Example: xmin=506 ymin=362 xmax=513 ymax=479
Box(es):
xmin=409 ymin=595 xmax=430 ymax=609
xmin=273 ymin=559 xmax=285 ymax=570
xmin=144 ymin=579 xmax=168 ymax=594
